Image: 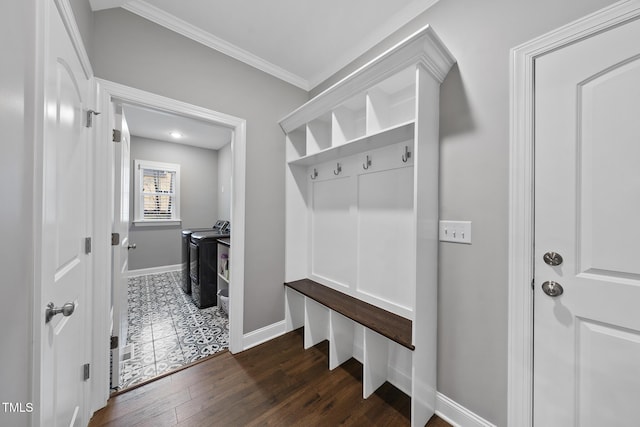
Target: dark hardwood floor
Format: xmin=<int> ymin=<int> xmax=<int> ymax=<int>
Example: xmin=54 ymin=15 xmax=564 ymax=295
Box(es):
xmin=90 ymin=329 xmax=451 ymax=427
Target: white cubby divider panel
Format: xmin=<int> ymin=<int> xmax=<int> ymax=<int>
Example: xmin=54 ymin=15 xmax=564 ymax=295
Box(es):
xmin=332 ymin=93 xmax=367 ymax=146
xmin=306 ymin=113 xmax=332 ymax=155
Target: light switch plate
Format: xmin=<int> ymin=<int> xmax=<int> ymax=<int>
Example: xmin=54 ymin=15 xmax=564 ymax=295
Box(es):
xmin=439 ymin=220 xmax=472 ymax=244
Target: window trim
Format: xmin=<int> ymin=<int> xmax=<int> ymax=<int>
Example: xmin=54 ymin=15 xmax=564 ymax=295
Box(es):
xmin=133 ymin=159 xmax=181 ymax=226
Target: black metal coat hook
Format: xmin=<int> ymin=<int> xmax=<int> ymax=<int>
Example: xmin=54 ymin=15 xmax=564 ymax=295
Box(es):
xmin=402 ymin=146 xmax=412 ymax=163
xmin=363 ymin=155 xmax=371 ymax=170
xmin=334 ymin=163 xmax=342 ymax=175
xmin=310 ymin=168 xmax=318 ymax=179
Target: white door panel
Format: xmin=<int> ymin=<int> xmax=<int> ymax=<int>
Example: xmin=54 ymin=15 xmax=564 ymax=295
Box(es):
xmin=111 ymin=104 xmax=131 ymax=388
xmin=41 ymin=1 xmax=91 ymax=425
xmin=579 ymin=57 xmax=640 ymax=277
xmin=534 ymin=16 xmax=640 ymax=427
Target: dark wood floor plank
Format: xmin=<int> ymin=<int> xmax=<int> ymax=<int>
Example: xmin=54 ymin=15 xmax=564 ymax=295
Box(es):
xmin=131 ymin=407 xmax=178 ymax=427
xmin=90 ymin=329 xmax=450 ymax=427
xmin=286 ymin=279 xmax=414 ymax=350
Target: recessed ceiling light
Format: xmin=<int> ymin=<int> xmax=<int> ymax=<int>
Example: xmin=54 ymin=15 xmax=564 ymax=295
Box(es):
xmin=170 ymin=131 xmax=183 ymax=139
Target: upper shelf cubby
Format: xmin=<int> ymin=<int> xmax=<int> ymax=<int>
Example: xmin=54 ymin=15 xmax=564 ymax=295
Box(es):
xmin=366 ymin=66 xmax=416 ymax=134
xmin=280 ymin=25 xmax=456 ymax=163
xmin=289 ymin=120 xmax=414 ymax=166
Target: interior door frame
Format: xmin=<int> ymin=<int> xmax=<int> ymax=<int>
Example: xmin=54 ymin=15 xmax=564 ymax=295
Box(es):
xmin=91 ymin=79 xmax=247 ymax=411
xmin=507 ymin=1 xmax=640 ymax=425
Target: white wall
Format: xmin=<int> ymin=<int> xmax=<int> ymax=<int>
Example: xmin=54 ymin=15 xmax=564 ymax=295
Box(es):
xmin=90 ymin=8 xmax=309 ymax=333
xmin=313 ymin=0 xmax=616 ymax=425
xmin=128 ymin=136 xmax=220 ymax=270
xmin=217 ymin=142 xmax=232 ymax=221
xmin=0 ymin=1 xmax=35 ymax=426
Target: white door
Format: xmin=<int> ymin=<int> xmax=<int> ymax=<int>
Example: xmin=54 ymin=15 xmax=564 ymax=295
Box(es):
xmin=534 ymin=16 xmax=640 ymax=427
xmin=40 ymin=1 xmax=91 ymax=425
xmin=110 ymin=104 xmax=131 ymax=388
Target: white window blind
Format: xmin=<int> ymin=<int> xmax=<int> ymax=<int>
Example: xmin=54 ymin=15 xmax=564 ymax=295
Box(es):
xmin=134 ymin=160 xmax=181 ymax=225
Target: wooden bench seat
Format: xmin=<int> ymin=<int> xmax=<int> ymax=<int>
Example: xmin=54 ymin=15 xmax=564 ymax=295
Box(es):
xmin=285 ymin=278 xmax=414 ymax=350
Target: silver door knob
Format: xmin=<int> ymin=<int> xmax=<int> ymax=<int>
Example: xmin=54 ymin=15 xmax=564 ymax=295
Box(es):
xmin=541 ymin=281 xmax=564 ymax=297
xmin=45 ymin=302 xmax=75 ymax=323
xmin=543 ymin=251 xmax=563 ymax=266
xmin=127 ymin=243 xmax=137 ymax=250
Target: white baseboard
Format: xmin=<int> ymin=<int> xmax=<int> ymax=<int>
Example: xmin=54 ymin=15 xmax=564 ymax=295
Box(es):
xmin=243 ymin=320 xmax=287 ymax=351
xmin=388 ymin=363 xmax=412 ymax=397
xmin=436 ymin=392 xmax=496 ymax=427
xmin=127 ymin=264 xmax=182 ymax=277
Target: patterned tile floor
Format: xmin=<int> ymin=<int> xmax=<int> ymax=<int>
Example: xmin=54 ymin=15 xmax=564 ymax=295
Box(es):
xmin=119 ymin=270 xmax=229 ymax=390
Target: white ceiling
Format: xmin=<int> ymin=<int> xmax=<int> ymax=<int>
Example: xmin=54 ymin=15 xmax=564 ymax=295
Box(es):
xmin=122 ymin=104 xmax=232 ymax=150
xmin=89 ymin=0 xmax=440 ymax=90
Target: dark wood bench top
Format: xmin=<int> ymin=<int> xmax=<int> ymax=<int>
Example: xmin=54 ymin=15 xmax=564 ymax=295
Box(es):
xmin=285 ymin=278 xmax=414 ymax=350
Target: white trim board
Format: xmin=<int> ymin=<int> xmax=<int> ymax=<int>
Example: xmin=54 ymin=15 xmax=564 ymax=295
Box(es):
xmin=507 ymin=1 xmax=640 ymax=426
xmin=127 ymin=264 xmax=181 ymax=277
xmin=242 ymin=320 xmax=287 ymax=351
xmin=435 ymin=393 xmax=496 ymax=427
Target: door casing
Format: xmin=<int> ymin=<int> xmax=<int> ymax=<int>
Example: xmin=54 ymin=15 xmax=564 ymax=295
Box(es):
xmin=91 ymin=78 xmax=248 ymax=411
xmin=508 ymin=1 xmax=640 ymax=425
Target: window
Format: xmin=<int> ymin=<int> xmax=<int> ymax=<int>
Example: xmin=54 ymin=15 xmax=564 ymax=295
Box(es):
xmin=134 ymin=160 xmax=181 ymax=225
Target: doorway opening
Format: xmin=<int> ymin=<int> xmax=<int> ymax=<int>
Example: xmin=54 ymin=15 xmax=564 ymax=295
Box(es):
xmin=114 ymin=102 xmax=235 ymax=391
xmin=92 ymin=79 xmax=246 ymax=397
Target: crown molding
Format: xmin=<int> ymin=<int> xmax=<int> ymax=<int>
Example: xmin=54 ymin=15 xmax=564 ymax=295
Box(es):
xmin=88 ymin=0 xmax=128 ymax=12
xmin=122 ymin=0 xmax=310 ymax=91
xmin=307 ymin=0 xmax=441 ymax=89
xmin=279 ymin=25 xmax=456 ymax=134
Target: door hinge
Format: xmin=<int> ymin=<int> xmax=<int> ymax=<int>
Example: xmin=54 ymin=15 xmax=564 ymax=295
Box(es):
xmin=112 ymin=129 xmax=122 ymax=142
xmin=110 ymin=335 xmax=119 ymax=350
xmin=83 ymin=363 xmax=90 ymax=381
xmin=111 ymin=233 xmax=120 ymax=246
xmin=86 ymin=110 xmax=100 ymax=128
xmin=531 ymin=277 xmax=535 ymax=290
xmin=85 ymin=237 xmax=92 ymax=254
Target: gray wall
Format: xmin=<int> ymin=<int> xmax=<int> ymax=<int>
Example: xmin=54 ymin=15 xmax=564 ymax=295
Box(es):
xmin=313 ymin=0 xmax=615 ymax=425
xmin=91 ymin=8 xmax=309 ymax=332
xmin=128 ymin=136 xmax=219 ymax=270
xmin=69 ymin=0 xmax=94 ymax=54
xmin=217 ymin=142 xmax=232 ymax=221
xmin=1 ymin=1 xmax=34 ymax=425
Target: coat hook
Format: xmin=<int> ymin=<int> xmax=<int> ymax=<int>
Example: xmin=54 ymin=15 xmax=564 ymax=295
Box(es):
xmin=310 ymin=168 xmax=318 ymax=180
xmin=402 ymin=146 xmax=412 ymax=163
xmin=333 ymin=162 xmax=342 ymax=175
xmin=363 ymin=155 xmax=371 ymax=170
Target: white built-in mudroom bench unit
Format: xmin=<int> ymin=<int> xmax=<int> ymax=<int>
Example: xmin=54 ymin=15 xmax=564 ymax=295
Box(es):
xmin=279 ymin=26 xmax=456 ymax=426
